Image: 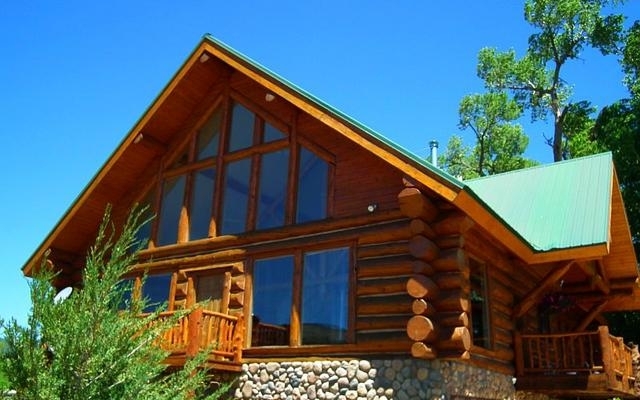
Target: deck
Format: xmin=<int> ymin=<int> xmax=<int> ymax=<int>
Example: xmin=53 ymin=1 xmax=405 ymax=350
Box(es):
xmin=146 ymin=308 xmax=244 ymax=372
xmin=514 ymin=326 xmax=637 ymax=398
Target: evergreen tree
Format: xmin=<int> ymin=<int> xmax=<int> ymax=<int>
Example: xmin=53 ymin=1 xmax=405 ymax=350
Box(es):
xmin=0 ymin=206 xmax=227 ymax=400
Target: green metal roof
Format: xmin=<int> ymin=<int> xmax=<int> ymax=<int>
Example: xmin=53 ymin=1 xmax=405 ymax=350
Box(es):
xmin=465 ymin=153 xmax=613 ymax=252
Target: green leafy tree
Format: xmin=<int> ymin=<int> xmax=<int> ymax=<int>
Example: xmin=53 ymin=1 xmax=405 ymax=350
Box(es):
xmin=0 ymin=207 xmax=227 ymax=400
xmin=440 ymin=92 xmax=537 ymax=179
xmin=593 ymin=20 xmax=640 ymax=344
xmin=478 ymin=0 xmax=625 ymax=161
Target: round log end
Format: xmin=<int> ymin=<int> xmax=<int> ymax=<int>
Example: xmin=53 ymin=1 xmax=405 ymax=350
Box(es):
xmin=407 ymin=315 xmax=437 ymax=342
xmin=411 ymin=341 xmax=437 ymax=359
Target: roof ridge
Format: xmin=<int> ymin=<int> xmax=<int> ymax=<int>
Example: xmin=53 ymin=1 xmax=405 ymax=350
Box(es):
xmin=466 ymin=151 xmax=613 ymax=183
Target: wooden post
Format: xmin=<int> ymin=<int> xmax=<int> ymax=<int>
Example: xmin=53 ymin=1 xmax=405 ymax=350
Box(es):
xmin=187 ymin=308 xmax=203 ymax=358
xmin=598 ymin=325 xmax=615 ymax=389
xmin=514 ymin=332 xmax=524 ymax=378
xmin=233 ymin=314 xmax=244 ymax=363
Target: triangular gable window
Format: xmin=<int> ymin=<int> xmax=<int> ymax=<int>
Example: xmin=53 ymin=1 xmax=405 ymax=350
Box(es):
xmin=146 ymin=97 xmax=332 ymax=248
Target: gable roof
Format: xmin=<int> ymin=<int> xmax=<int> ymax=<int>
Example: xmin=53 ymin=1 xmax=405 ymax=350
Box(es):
xmin=23 ymin=36 xmax=637 ymax=288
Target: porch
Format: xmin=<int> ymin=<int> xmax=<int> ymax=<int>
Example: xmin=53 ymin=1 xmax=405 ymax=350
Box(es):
xmin=514 ymin=326 xmax=637 ymax=398
xmin=147 ymin=308 xmax=244 ymax=372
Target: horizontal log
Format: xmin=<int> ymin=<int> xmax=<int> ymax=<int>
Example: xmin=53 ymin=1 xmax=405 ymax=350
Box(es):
xmin=409 ymin=219 xmax=436 ymax=239
xmin=358 ymin=295 xmax=413 ymax=315
xmin=358 ymin=257 xmax=414 ymax=279
xmin=436 ymin=326 xmax=471 ymax=351
xmin=411 ymin=341 xmax=437 ymax=359
xmin=358 ymin=241 xmax=408 ymax=259
xmin=435 ymin=290 xmax=471 ymax=313
xmin=436 ymin=312 xmax=470 ymax=328
xmin=432 ymin=248 xmax=469 ymax=273
xmin=412 ymin=260 xmax=434 ymax=276
xmin=406 ymin=274 xmax=440 ymax=300
xmin=357 ymin=220 xmax=412 ymax=246
xmin=357 ymin=278 xmax=407 ymax=297
xmin=138 ymin=209 xmax=406 ymax=261
xmin=406 ymin=315 xmax=437 ymax=342
xmin=433 ymin=272 xmax=468 ymax=291
xmin=356 ymin=316 xmax=408 ymax=331
xmin=412 ymin=299 xmax=436 ymax=317
xmin=398 ymin=187 xmax=439 ymax=221
xmin=435 ymin=235 xmax=465 ymax=250
xmin=434 ymin=213 xmax=474 ymax=236
xmin=438 ymin=350 xmax=471 ymax=360
xmin=409 ymin=235 xmax=439 ymax=262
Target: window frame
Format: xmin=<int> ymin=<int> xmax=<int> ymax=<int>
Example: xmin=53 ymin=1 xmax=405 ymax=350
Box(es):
xmin=248 ymin=242 xmax=355 ymax=349
xmin=469 ymin=256 xmax=493 ymax=350
xmin=142 ymin=93 xmax=335 ymax=247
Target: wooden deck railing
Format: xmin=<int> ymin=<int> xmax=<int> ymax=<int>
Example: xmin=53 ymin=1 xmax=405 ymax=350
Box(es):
xmin=144 ymin=308 xmax=243 ymax=367
xmin=514 ymin=326 xmax=636 ymax=395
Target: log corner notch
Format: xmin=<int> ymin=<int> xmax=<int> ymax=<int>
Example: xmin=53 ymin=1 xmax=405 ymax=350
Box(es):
xmin=399 ymin=181 xmax=472 ymax=360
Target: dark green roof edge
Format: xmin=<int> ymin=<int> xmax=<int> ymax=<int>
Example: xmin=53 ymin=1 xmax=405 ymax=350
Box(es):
xmin=202 ymin=34 xmax=463 ymax=191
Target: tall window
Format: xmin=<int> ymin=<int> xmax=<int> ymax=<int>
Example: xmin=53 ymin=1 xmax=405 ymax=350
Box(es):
xmin=251 ymin=247 xmax=350 ymax=347
xmin=470 ymin=258 xmax=492 ymax=349
xmin=151 ymin=97 xmax=332 ymax=246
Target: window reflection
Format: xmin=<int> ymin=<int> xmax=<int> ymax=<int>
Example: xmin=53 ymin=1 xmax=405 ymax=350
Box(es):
xmin=252 ymin=256 xmax=294 ymax=346
xmin=141 ymin=273 xmax=172 ymax=313
xmin=302 ymin=248 xmax=349 ymax=344
xmin=220 ymin=158 xmax=251 ymax=234
xmin=196 ymin=107 xmax=222 ymax=160
xmin=190 ymin=168 xmax=215 ymax=240
xmin=157 ymin=175 xmax=186 ymax=246
xmin=257 ymin=149 xmax=289 ymax=230
xmin=228 ymin=102 xmax=255 ymax=152
xmin=297 ymin=146 xmax=328 ymax=223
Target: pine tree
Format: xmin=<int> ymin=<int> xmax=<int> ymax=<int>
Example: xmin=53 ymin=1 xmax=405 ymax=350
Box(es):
xmin=0 ymin=206 xmax=228 ymax=400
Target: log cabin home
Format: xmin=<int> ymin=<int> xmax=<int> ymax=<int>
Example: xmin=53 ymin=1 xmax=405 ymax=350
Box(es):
xmin=22 ymin=35 xmax=640 ymax=399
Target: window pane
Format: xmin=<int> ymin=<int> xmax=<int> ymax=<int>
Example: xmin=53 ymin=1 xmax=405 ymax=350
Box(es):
xmin=141 ymin=273 xmax=172 ymax=313
xmin=302 ymin=248 xmax=349 ymax=344
xmin=252 ymin=256 xmax=294 ymax=346
xmin=228 ymin=102 xmax=255 ymax=152
xmin=470 ymin=259 xmax=491 ymax=349
xmin=157 ymin=175 xmax=186 ymax=246
xmin=257 ymin=149 xmax=289 ymax=230
xmin=196 ymin=107 xmax=222 ymax=160
xmin=296 ymin=147 xmax=328 ymax=223
xmin=263 ymin=122 xmax=286 ymax=143
xmin=190 ymin=168 xmax=215 ymax=240
xmin=220 ymin=158 xmax=251 ymax=235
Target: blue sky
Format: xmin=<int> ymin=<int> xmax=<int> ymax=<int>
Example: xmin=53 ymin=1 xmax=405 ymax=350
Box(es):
xmin=1 ymin=1 xmax=638 ymax=325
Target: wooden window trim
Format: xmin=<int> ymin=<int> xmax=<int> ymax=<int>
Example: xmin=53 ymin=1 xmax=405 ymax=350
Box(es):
xmin=249 ymin=241 xmax=355 ymax=349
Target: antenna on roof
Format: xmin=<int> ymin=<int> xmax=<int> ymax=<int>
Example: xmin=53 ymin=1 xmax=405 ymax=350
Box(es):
xmin=429 ymin=140 xmax=439 ymax=168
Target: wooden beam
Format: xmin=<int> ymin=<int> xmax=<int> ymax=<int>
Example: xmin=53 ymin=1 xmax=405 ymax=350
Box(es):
xmin=398 ymin=187 xmax=439 ymax=222
xmin=575 ymin=300 xmax=609 ymax=332
xmin=512 ymin=261 xmax=574 ymax=319
xmin=576 ymin=261 xmax=610 ymax=294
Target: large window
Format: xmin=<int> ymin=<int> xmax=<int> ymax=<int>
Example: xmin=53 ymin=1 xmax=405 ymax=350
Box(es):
xmin=148 ymin=97 xmax=332 ymax=246
xmin=251 ymin=247 xmax=350 ymax=347
xmin=141 ymin=273 xmax=172 ymax=313
xmin=470 ymin=258 xmax=492 ymax=349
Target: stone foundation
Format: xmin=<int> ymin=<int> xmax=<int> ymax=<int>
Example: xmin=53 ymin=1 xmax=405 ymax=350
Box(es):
xmin=235 ymin=358 xmax=516 ymax=399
